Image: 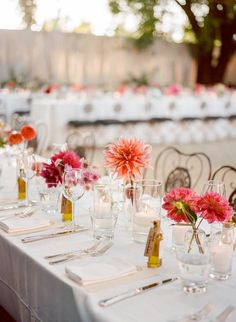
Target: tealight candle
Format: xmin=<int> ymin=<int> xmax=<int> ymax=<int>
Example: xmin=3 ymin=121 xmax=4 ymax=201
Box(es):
xmin=95 ymin=201 xmax=111 ymax=215
xmin=210 ymin=241 xmax=233 ymax=277
xmin=134 ymin=209 xmax=157 ymax=226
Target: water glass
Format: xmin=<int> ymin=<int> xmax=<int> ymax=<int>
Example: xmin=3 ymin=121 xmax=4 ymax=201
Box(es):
xmin=63 ymin=168 xmax=85 ymax=230
xmin=177 ymin=250 xmax=210 ymax=294
xmin=209 ymin=223 xmax=234 ymax=280
xmin=38 ymin=180 xmax=61 ymax=215
xmin=132 ymin=180 xmax=162 ymax=243
xmin=91 ymin=184 xmax=118 ymax=240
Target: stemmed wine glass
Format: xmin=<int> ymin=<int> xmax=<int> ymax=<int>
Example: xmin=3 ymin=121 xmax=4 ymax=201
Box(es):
xmin=62 ymin=168 xmax=85 ymax=231
xmin=201 ymin=180 xmax=226 ymax=197
xmin=17 ymin=153 xmax=36 ymax=206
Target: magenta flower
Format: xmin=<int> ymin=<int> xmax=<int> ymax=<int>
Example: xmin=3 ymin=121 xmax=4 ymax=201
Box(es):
xmin=162 ymin=187 xmax=200 ymax=223
xmin=40 ymin=161 xmax=62 ymax=187
xmin=51 ymin=151 xmax=81 ymax=170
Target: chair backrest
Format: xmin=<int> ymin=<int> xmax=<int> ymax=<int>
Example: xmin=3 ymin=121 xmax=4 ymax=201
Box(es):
xmin=152 ymin=146 xmax=212 ymax=194
xmin=34 ymin=122 xmax=48 ymax=156
xmin=212 ymin=165 xmax=236 ymax=212
xmin=66 ymin=130 xmax=96 ymax=163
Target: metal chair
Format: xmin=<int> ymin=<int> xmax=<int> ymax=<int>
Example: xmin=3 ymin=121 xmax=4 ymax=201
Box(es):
xmin=212 ymin=165 xmax=236 ymax=213
xmin=150 ymin=146 xmax=212 ymax=194
xmin=66 ymin=130 xmax=96 ymax=163
xmin=34 ymin=122 xmax=48 ymax=156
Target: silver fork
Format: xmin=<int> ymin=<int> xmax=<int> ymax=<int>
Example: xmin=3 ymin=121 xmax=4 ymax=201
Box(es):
xmin=209 ymin=305 xmax=235 ymax=322
xmin=49 ymin=241 xmax=113 ymax=265
xmin=0 ymin=207 xmax=34 ymax=221
xmin=44 ymin=240 xmax=102 ymax=259
xmin=170 ymin=304 xmax=213 ymax=322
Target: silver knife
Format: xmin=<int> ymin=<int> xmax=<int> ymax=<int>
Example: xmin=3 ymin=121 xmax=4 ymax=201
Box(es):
xmin=99 ymin=277 xmax=178 ymax=307
xmin=21 ymin=227 xmax=88 ymax=243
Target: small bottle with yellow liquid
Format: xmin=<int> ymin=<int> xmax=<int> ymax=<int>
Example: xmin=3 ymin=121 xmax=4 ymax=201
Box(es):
xmin=144 ymin=220 xmax=163 ymax=268
xmin=61 ymin=194 xmax=73 ymax=221
xmin=17 ymin=168 xmax=26 ymax=200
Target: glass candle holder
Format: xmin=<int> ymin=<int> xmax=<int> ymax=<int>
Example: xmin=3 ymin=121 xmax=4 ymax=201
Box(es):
xmin=132 ymin=180 xmax=162 ymax=243
xmin=209 ymin=223 xmax=235 ymax=280
xmin=172 ymin=224 xmax=191 ymax=250
xmin=91 ymin=184 xmax=118 ymax=240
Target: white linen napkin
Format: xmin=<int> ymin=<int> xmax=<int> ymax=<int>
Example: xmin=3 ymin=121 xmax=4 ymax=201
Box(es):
xmin=0 ymin=216 xmax=51 ymax=234
xmin=65 ymin=258 xmax=138 ymax=286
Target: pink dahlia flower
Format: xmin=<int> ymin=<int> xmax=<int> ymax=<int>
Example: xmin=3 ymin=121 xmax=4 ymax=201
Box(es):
xmin=51 ymin=151 xmax=81 ymax=170
xmin=199 ymin=192 xmax=233 ymax=223
xmin=104 ymin=138 xmax=151 ymax=180
xmin=162 ymin=187 xmax=200 ymax=223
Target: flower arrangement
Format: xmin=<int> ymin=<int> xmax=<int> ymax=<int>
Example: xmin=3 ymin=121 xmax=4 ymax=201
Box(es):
xmin=162 ymin=187 xmax=233 ymax=253
xmin=8 ymin=124 xmax=37 ymax=147
xmin=104 ymin=137 xmax=152 ymax=183
xmin=40 ymin=150 xmax=100 ymax=189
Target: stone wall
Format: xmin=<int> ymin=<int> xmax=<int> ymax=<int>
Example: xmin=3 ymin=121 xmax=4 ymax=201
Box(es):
xmin=0 ymin=29 xmax=235 ymax=87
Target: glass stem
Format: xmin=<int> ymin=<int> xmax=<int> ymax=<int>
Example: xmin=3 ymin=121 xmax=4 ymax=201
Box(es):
xmin=26 ymin=179 xmax=29 ymax=205
xmin=71 ymin=201 xmax=75 ymax=231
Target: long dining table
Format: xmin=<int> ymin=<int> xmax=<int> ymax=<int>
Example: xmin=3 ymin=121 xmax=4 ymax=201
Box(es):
xmin=0 ymin=164 xmax=236 ymax=322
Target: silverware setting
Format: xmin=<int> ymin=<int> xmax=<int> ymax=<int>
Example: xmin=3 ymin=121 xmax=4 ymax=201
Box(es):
xmin=169 ymin=303 xmax=213 ymax=322
xmin=21 ymin=226 xmax=89 ymax=243
xmin=99 ymin=277 xmax=178 ymax=307
xmin=44 ymin=240 xmax=102 ymax=260
xmin=0 ymin=207 xmax=34 ymax=221
xmin=49 ymin=241 xmax=113 ymax=265
xmin=0 ymin=201 xmax=36 ymax=211
xmin=209 ymin=305 xmax=235 ymax=322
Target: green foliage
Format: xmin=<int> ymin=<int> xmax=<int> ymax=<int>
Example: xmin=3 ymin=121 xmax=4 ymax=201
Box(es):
xmin=124 ymin=73 xmax=150 ymax=86
xmin=18 ymin=0 xmax=36 ymax=28
xmin=109 ymin=0 xmax=236 ymax=52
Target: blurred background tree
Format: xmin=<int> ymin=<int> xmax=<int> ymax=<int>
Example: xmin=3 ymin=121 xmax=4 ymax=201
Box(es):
xmin=109 ymin=0 xmax=236 ymax=85
xmin=18 ymin=0 xmax=36 ymax=29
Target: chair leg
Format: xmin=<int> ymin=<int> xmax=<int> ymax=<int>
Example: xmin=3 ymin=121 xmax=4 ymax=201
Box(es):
xmin=0 ymin=306 xmax=16 ymax=322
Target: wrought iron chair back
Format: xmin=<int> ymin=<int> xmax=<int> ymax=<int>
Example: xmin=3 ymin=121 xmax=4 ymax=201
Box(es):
xmin=152 ymin=146 xmax=212 ymax=194
xmin=212 ymin=165 xmax=236 ymax=213
xmin=66 ymin=130 xmax=96 ymax=163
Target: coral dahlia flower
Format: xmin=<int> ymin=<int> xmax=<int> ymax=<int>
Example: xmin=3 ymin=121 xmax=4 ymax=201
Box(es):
xmin=21 ymin=125 xmax=37 ymax=141
xmin=198 ymin=192 xmax=233 ymax=223
xmin=104 ymin=138 xmax=151 ymax=180
xmin=8 ymin=132 xmax=23 ymax=145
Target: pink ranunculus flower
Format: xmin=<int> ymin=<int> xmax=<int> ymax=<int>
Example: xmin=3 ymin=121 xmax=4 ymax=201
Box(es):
xmin=104 ymin=138 xmax=152 ymax=180
xmin=198 ymin=192 xmax=233 ymax=223
xmin=162 ymin=187 xmax=200 ymax=223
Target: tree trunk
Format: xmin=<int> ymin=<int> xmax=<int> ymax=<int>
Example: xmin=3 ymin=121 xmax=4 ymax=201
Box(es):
xmin=196 ymin=49 xmax=214 ymax=85
xmin=196 ymin=43 xmax=235 ymax=85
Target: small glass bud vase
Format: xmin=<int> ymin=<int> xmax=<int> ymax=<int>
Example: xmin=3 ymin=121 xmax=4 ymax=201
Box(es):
xmin=209 ymin=223 xmax=235 ymax=280
xmin=184 ymin=228 xmax=206 ymax=254
xmin=177 ymin=228 xmax=210 ymax=294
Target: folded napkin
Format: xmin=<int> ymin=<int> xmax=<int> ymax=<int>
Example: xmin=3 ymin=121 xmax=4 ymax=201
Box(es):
xmin=0 ymin=216 xmax=51 ymax=234
xmin=65 ymin=258 xmax=138 ymax=286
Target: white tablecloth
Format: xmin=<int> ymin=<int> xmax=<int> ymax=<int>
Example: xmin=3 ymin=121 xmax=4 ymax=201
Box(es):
xmin=0 ymin=164 xmax=236 ymax=322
